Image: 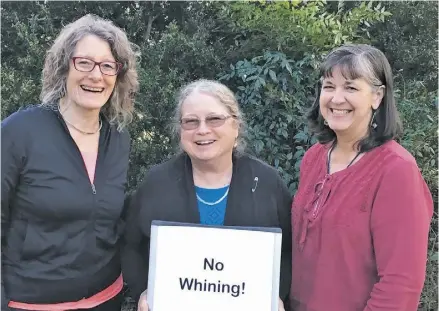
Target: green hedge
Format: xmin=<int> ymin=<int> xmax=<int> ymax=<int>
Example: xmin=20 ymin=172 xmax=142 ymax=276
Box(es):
xmin=1 ymin=1 xmax=437 ymax=309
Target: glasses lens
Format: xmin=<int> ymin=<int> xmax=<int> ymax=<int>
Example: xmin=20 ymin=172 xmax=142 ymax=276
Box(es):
xmin=100 ymin=62 xmax=118 ymax=75
xmin=206 ymin=116 xmax=227 ymax=128
xmin=181 ymin=118 xmax=200 ymax=130
xmin=74 ymin=58 xmax=94 ymax=71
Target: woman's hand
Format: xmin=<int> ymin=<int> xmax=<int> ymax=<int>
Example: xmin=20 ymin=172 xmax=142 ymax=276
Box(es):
xmin=278 ymin=297 xmax=285 ymax=311
xmin=138 ymin=290 xmax=149 ymax=311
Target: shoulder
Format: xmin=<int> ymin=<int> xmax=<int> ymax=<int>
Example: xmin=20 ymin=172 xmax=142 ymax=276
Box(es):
xmin=1 ymin=105 xmax=54 ymax=148
xmin=115 ymin=126 xmax=131 ymax=140
xmin=109 ymin=123 xmax=131 ymax=153
xmin=379 ymin=140 xmax=417 ymax=165
xmin=300 ymin=142 xmax=328 ymax=169
xmin=377 ymin=141 xmax=421 ymax=179
xmin=370 ymin=141 xmax=433 ymax=215
xmin=237 ymin=153 xmax=282 ymax=181
xmin=2 ymin=105 xmax=50 ymax=132
xmin=140 ymin=153 xmax=185 ymax=186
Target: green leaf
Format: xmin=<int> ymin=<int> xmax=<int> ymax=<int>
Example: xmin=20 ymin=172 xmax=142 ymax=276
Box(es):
xmin=269 ymin=70 xmax=277 ymax=82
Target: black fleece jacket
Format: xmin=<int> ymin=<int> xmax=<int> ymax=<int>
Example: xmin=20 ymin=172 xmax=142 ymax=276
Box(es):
xmin=121 ymin=152 xmax=292 ymax=303
xmin=1 ymin=105 xmax=130 ymax=308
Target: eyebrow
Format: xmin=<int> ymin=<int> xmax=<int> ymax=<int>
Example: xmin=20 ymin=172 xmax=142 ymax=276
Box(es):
xmin=322 ymin=80 xmax=357 ymax=85
xmin=74 ymin=55 xmax=116 ymax=62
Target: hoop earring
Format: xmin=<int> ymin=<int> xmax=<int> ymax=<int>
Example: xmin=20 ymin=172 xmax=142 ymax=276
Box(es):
xmin=324 ymin=120 xmax=328 ymax=126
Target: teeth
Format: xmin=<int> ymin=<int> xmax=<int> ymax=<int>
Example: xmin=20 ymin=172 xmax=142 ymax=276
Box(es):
xmin=196 ymin=140 xmax=214 ymax=145
xmin=81 ymin=86 xmax=104 ymax=92
xmin=332 ymin=109 xmax=350 ymax=115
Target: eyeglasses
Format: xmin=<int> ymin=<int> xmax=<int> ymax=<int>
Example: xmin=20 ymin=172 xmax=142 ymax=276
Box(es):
xmin=180 ymin=115 xmax=235 ymax=130
xmin=72 ymin=57 xmax=122 ymax=76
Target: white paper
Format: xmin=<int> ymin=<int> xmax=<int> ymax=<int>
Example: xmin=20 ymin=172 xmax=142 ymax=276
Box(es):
xmin=147 ymin=223 xmax=282 ymax=311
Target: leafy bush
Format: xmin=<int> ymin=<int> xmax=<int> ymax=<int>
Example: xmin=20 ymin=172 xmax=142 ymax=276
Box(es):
xmin=219 ymin=51 xmax=318 ymax=192
xmin=395 ymin=78 xmax=438 ymax=311
xmin=1 ymin=1 xmax=437 ymax=310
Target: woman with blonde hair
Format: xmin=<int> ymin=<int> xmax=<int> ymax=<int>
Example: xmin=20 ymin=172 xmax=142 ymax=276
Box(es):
xmin=122 ymin=79 xmax=292 ymax=311
xmin=1 ymin=14 xmax=138 ymax=310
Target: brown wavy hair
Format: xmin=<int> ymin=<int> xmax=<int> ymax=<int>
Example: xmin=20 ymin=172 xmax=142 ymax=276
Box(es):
xmin=40 ymin=14 xmax=139 ymax=131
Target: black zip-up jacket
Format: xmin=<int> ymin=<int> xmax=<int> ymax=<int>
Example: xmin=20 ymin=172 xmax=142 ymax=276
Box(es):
xmin=1 ymin=105 xmax=130 ymax=308
xmin=121 ymin=152 xmax=292 ymax=304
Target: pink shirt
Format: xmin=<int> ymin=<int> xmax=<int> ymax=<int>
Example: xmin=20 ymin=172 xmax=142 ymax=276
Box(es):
xmin=81 ymin=151 xmax=97 ymax=183
xmin=290 ymin=141 xmax=433 ymax=311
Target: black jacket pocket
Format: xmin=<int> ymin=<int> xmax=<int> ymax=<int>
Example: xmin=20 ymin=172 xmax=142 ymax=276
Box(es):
xmin=21 ymin=222 xmax=68 ymax=261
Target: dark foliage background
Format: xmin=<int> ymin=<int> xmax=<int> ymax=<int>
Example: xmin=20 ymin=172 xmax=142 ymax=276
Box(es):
xmin=1 ymin=1 xmax=437 ymax=309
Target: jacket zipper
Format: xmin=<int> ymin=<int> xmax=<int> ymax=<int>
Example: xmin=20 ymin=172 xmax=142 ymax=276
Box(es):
xmin=57 ymin=111 xmax=104 ymax=195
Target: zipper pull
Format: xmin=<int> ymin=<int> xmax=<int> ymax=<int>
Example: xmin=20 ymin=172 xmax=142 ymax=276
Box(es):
xmin=91 ymin=184 xmax=97 ymax=195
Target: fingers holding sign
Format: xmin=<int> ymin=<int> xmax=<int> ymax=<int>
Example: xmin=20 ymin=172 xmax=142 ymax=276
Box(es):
xmin=138 ymin=290 xmax=149 ymax=311
xmin=278 ymin=297 xmax=285 ymax=311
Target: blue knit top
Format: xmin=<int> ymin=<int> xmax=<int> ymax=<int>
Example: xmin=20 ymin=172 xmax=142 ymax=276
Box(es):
xmin=195 ymin=185 xmax=229 ymax=225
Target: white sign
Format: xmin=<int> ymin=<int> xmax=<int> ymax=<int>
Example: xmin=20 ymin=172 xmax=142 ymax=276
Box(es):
xmin=147 ymin=221 xmax=282 ymax=311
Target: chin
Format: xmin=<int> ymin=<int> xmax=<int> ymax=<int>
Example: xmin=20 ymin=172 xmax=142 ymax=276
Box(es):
xmin=193 ymin=154 xmax=217 ymax=162
xmin=188 ymin=149 xmax=220 ymax=162
xmin=328 ymin=121 xmax=353 ymax=132
xmin=78 ymin=100 xmax=108 ymax=110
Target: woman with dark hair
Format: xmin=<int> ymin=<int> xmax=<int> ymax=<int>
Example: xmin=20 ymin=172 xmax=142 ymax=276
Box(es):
xmin=1 ymin=14 xmax=138 ymax=310
xmin=289 ymin=44 xmax=433 ymax=311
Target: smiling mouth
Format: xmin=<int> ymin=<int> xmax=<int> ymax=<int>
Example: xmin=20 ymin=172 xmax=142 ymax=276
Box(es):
xmin=330 ymin=108 xmax=352 ymax=115
xmin=195 ymin=140 xmax=215 ymax=146
xmin=81 ymin=85 xmax=104 ymax=93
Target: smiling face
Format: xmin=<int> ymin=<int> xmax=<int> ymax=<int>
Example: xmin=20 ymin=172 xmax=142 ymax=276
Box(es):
xmin=319 ymin=66 xmax=384 ymax=139
xmin=180 ymin=91 xmax=239 ymax=163
xmin=65 ymin=35 xmax=117 ymax=110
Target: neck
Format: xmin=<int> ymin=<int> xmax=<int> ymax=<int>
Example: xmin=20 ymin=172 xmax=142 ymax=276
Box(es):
xmin=192 ymin=154 xmax=234 ymax=188
xmin=59 ymin=97 xmax=101 ymax=132
xmin=334 ymin=127 xmax=369 ymax=154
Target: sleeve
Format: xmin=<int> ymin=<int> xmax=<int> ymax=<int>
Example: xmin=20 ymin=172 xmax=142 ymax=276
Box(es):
xmin=276 ymin=173 xmax=293 ymax=303
xmin=121 ymin=179 xmax=152 ymax=302
xmin=1 ymin=119 xmax=24 ymax=311
xmin=364 ymin=159 xmax=433 ymax=311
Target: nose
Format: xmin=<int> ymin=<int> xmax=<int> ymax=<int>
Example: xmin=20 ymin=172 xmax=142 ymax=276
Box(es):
xmin=89 ymin=64 xmax=103 ymax=80
xmin=196 ymin=120 xmax=211 ymax=134
xmin=331 ymin=88 xmax=346 ymax=104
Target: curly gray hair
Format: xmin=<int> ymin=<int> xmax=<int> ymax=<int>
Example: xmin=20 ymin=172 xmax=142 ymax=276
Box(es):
xmin=40 ymin=14 xmax=139 ymax=131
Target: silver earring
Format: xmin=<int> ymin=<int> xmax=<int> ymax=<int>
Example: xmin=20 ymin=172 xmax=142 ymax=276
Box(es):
xmin=324 ymin=120 xmax=328 ymax=126
xmin=371 ymin=111 xmax=378 ymax=129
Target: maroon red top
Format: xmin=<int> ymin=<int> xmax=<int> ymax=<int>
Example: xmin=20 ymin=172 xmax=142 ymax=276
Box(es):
xmin=289 ymin=140 xmax=433 ymax=311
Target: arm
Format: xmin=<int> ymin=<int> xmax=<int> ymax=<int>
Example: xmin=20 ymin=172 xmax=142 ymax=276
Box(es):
xmin=1 ymin=121 xmax=24 ymax=311
xmin=121 ymin=188 xmax=151 ymax=302
xmin=364 ymin=159 xmax=433 ymax=311
xmin=276 ymin=174 xmax=293 ymax=303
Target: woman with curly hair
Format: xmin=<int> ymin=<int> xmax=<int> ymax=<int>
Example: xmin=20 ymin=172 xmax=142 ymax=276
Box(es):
xmin=1 ymin=14 xmax=139 ymax=311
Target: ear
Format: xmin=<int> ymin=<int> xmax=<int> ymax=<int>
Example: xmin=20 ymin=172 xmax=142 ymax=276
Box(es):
xmin=372 ymin=85 xmax=385 ymax=110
